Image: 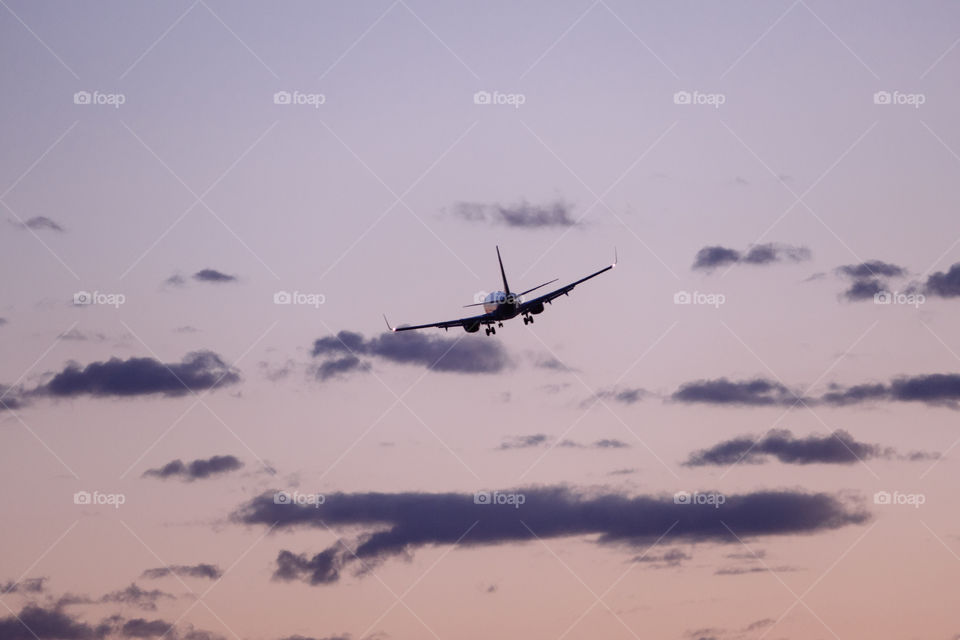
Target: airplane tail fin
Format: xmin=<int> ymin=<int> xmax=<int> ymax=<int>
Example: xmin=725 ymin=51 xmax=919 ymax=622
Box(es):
xmin=496 ymin=245 xmax=511 ymax=295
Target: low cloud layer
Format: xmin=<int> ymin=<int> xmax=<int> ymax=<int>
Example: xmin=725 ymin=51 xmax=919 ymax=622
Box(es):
xmin=34 ymin=351 xmax=240 ymax=398
xmin=683 ymin=429 xmax=934 ymax=466
xmin=233 ymin=487 xmax=867 ymax=585
xmin=311 ymin=331 xmax=511 ymax=378
xmin=496 ymin=434 xmax=630 ymax=450
xmin=923 ymin=262 xmax=960 ymax=298
xmin=12 ymin=216 xmax=65 ymax=232
xmin=672 ymin=378 xmax=797 ymax=406
xmin=452 ymin=200 xmax=577 ymax=228
xmin=192 ymin=269 xmax=237 ymax=283
xmin=142 ymin=456 xmax=243 ymax=481
xmin=834 ymin=260 xmax=908 ymax=301
xmin=692 ymin=243 xmax=810 ymax=271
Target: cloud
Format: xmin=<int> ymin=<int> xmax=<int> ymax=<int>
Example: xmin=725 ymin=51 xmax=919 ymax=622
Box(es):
xmin=142 ymin=455 xmax=243 ymax=481
xmin=683 ymin=429 xmax=901 ymax=466
xmin=35 ymin=351 xmax=240 ymax=398
xmin=13 ymin=216 xmax=65 ymax=232
xmin=121 ymin=619 xmax=173 ymax=638
xmin=822 ymin=373 xmax=960 ymax=408
xmin=591 ymin=387 xmax=646 ymax=405
xmin=0 ymin=385 xmax=27 ymax=411
xmin=671 ymin=378 xmax=798 ymax=406
xmin=0 ymin=605 xmax=105 ymax=640
xmin=672 ymin=373 xmax=960 ymax=409
xmin=0 ymin=317 xmax=7 ymax=326
xmin=0 ymin=577 xmax=46 ymax=594
xmin=923 ymin=262 xmax=960 ymax=297
xmin=842 ymin=277 xmax=885 ymax=301
xmin=311 ymin=331 xmax=511 ymax=378
xmin=452 ymin=200 xmax=577 ymax=228
xmin=497 ymin=434 xmax=549 ymax=450
xmin=164 ymin=274 xmax=187 ymax=288
xmin=835 ymin=261 xmax=907 ymax=279
xmin=713 ymin=565 xmax=799 ymax=575
xmin=233 ymin=487 xmax=868 ymax=585
xmin=632 ymin=548 xmax=690 ymax=568
xmin=692 ymin=243 xmax=810 ymax=270
xmin=497 ymin=435 xmax=630 ymax=450
xmin=100 ymin=584 xmax=174 ymax=611
xmin=192 ymin=269 xmax=237 ymax=284
xmin=140 ymin=564 xmax=222 ymax=580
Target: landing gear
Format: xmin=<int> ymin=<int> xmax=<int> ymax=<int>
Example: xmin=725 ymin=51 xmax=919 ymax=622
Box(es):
xmin=497 ymin=322 xmax=503 ymax=327
xmin=523 ymin=315 xmax=535 ymax=325
xmin=485 ymin=325 xmax=497 ymax=336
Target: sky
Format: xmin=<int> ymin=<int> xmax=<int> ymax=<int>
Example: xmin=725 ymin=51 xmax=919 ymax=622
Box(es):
xmin=2 ymin=1 xmax=960 ymax=639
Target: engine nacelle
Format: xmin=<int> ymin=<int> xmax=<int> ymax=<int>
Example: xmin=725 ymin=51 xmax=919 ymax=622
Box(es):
xmin=464 ymin=321 xmax=481 ymax=333
xmin=526 ymin=302 xmax=544 ymax=315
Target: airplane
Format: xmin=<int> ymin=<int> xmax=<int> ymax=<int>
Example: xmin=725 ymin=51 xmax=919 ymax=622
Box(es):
xmin=384 ymin=246 xmax=616 ymax=336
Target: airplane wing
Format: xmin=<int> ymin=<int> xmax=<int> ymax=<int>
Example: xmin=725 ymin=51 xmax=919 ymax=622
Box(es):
xmin=383 ymin=311 xmax=494 ymax=333
xmin=518 ymin=256 xmax=616 ymax=314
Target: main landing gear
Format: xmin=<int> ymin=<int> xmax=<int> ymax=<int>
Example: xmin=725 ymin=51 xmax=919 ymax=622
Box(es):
xmin=485 ymin=326 xmax=496 ymax=336
xmin=522 ymin=314 xmax=535 ymax=325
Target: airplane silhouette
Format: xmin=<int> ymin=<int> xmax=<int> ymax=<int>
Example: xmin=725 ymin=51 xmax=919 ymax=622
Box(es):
xmin=384 ymin=246 xmax=616 ymax=336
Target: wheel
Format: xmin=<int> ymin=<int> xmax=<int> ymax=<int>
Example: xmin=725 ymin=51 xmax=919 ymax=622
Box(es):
xmin=498 ymin=322 xmax=503 ymax=328
xmin=529 ymin=316 xmax=535 ymax=324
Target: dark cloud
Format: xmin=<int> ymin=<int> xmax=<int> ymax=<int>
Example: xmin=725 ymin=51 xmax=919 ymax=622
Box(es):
xmin=692 ymin=243 xmax=810 ymax=270
xmin=924 ymin=262 xmax=960 ymax=297
xmin=835 ymin=261 xmax=907 ymax=279
xmin=142 ymin=455 xmax=243 ymax=481
xmin=192 ymin=269 xmax=237 ymax=283
xmin=497 ymin=434 xmax=549 ymax=450
xmin=684 ymin=429 xmax=896 ymax=466
xmin=140 ymin=564 xmax=222 ymax=580
xmin=452 ymin=200 xmax=577 ymax=228
xmin=672 ymin=378 xmax=798 ymax=406
xmin=14 ymin=216 xmax=65 ymax=232
xmin=0 ymin=385 xmax=26 ymax=411
xmin=0 ymin=577 xmax=47 ymax=594
xmin=35 ymin=351 xmax=240 ymax=398
xmin=100 ymin=584 xmax=174 ymax=611
xmin=233 ymin=487 xmax=867 ymax=585
xmin=311 ymin=331 xmax=511 ymax=378
xmin=0 ymin=605 xmax=104 ymax=640
xmin=842 ymin=277 xmax=886 ymax=301
xmin=822 ymin=374 xmax=960 ymax=408
xmin=164 ymin=274 xmax=187 ymax=288
xmin=592 ymin=439 xmax=630 ymax=449
xmin=121 ymin=619 xmax=172 ymax=638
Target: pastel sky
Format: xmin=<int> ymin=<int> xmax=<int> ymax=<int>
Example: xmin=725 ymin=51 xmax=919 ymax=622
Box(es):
xmin=2 ymin=2 xmax=960 ymax=640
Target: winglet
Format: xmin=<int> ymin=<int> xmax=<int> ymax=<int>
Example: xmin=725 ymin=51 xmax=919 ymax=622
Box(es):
xmin=383 ymin=314 xmax=396 ymax=332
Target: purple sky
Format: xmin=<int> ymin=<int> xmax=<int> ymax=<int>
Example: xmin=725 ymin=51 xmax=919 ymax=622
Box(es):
xmin=2 ymin=2 xmax=960 ymax=639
